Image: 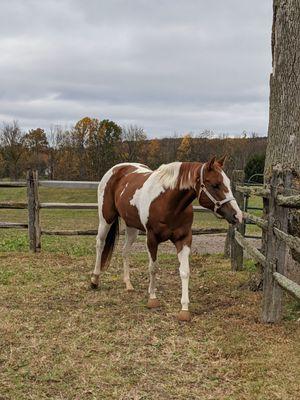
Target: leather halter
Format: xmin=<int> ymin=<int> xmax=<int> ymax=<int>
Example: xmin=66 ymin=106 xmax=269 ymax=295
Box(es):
xmin=197 ymin=163 xmax=235 ymax=215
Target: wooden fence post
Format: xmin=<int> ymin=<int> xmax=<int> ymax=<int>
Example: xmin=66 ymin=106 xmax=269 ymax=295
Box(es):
xmin=230 ymin=170 xmax=245 ymax=270
xmin=27 ymin=170 xmax=41 ymax=252
xmin=262 ymin=168 xmax=291 ymax=323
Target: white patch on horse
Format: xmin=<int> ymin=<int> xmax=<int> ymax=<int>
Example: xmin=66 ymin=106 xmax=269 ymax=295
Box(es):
xmin=178 ymin=245 xmax=190 ymax=311
xmin=99 ymin=163 xmax=148 ymax=221
xmin=130 ymin=162 xmax=182 ymax=227
xmin=156 ymin=162 xmax=182 ymax=189
xmin=120 ymin=183 xmax=128 ymax=197
xmin=124 ymin=163 xmax=152 ymax=175
xmin=134 ymin=164 xmax=152 ymax=174
xmin=221 ymin=171 xmax=243 ymax=223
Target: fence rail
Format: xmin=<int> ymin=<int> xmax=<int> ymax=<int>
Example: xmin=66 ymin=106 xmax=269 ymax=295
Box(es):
xmin=236 ymin=185 xmax=270 ymax=197
xmin=1 ymin=171 xmax=218 ymax=251
xmin=0 ymin=222 xmax=28 ymax=229
xmin=230 ymin=168 xmax=300 ymax=323
xmin=243 ymin=212 xmax=268 ymax=230
xmin=234 ymin=230 xmax=266 ymax=267
xmin=3 ymin=169 xmax=299 ymax=324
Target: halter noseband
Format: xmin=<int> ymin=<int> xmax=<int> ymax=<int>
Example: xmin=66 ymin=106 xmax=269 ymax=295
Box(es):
xmin=197 ymin=163 xmax=235 ymax=215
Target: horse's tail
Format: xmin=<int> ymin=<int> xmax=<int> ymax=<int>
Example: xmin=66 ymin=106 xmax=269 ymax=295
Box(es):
xmin=100 ymin=217 xmax=120 ymax=271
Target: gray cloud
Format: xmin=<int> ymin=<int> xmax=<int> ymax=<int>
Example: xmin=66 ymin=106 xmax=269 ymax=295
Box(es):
xmin=0 ymin=0 xmax=272 ymax=136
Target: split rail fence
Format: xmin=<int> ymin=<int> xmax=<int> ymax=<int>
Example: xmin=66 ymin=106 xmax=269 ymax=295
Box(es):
xmin=1 ymin=170 xmax=227 ymax=252
xmin=229 ymin=168 xmax=300 ymax=322
xmin=2 ymin=169 xmax=299 ymax=322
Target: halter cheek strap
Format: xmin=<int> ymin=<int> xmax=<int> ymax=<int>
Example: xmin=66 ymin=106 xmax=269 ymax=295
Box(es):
xmin=197 ymin=163 xmax=235 ymax=215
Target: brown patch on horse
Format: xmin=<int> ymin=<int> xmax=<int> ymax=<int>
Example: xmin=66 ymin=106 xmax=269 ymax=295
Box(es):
xmin=100 ymin=164 xmax=151 ymax=270
xmin=115 ymin=170 xmax=151 ymax=231
xmin=178 ymin=162 xmax=201 ymax=189
xmin=101 ymin=164 xmax=149 ymax=226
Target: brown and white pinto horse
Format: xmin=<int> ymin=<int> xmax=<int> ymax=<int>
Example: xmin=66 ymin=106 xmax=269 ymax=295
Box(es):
xmin=91 ymin=157 xmax=243 ymax=321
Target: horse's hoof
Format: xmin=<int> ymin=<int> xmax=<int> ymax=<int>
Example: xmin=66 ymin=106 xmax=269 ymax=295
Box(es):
xmin=90 ymin=282 xmax=99 ymax=290
xmin=147 ymin=298 xmax=160 ymax=309
xmin=177 ymin=310 xmax=191 ymax=322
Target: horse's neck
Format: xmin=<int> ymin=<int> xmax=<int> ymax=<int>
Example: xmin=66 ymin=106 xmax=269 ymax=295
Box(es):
xmin=168 ymin=162 xmax=199 ymax=214
xmin=172 ymin=188 xmax=196 ymax=214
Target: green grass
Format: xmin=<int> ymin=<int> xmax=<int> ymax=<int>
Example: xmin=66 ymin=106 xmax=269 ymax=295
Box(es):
xmin=243 ymin=195 xmax=263 ymax=238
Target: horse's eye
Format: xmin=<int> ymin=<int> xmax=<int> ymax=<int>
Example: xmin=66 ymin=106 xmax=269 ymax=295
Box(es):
xmin=212 ymin=183 xmax=220 ymax=189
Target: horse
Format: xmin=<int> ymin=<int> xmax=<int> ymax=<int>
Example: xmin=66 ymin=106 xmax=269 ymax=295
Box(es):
xmin=90 ymin=156 xmax=243 ymax=321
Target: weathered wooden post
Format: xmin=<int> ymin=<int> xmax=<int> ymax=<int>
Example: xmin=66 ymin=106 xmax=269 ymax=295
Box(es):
xmin=223 ymin=230 xmax=231 ymax=258
xmin=262 ymin=168 xmax=291 ymax=323
xmin=230 ymin=170 xmax=245 ymax=270
xmin=27 ymin=170 xmax=41 ymax=252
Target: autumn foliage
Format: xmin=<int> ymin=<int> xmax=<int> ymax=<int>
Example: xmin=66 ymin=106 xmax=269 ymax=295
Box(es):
xmin=0 ymin=119 xmax=266 ymax=180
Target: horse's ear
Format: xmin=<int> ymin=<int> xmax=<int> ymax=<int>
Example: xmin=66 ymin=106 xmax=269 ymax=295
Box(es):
xmin=207 ymin=156 xmax=216 ymax=171
xmin=217 ymin=154 xmax=227 ymax=168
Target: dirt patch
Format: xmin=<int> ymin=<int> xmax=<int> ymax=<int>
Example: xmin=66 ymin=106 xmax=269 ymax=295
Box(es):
xmin=117 ymin=234 xmax=261 ymax=256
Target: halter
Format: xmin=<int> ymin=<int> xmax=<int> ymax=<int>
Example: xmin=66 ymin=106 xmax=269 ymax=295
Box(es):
xmin=197 ymin=163 xmax=235 ymax=215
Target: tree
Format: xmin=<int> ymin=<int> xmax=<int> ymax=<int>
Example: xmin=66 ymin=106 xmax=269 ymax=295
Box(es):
xmin=264 ymin=0 xmax=300 ymax=239
xmin=0 ymin=152 xmax=5 ymax=178
xmin=147 ymin=139 xmax=161 ymax=169
xmin=263 ymin=0 xmax=300 ymax=315
xmin=244 ymin=154 xmax=265 ymax=183
xmin=177 ymin=134 xmax=192 ymax=161
xmin=264 ymin=1 xmax=300 ymax=181
xmin=197 ymin=129 xmax=215 ymax=139
xmin=23 ymin=128 xmax=49 ymax=175
xmin=47 ymin=125 xmax=65 ymax=179
xmin=86 ymin=119 xmax=122 ymax=179
xmin=71 ymin=117 xmax=94 ymax=179
xmin=122 ymin=125 xmax=147 ymax=162
xmin=0 ymin=121 xmax=25 ymax=179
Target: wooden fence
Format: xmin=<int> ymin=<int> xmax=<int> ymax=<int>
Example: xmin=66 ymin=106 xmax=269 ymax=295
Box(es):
xmin=3 ymin=168 xmax=299 ymax=323
xmin=0 ymin=170 xmax=227 ymax=251
xmin=229 ymin=167 xmax=300 ymax=323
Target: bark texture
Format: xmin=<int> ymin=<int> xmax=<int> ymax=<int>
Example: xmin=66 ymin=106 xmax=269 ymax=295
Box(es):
xmin=265 ymin=0 xmax=300 ymax=184
xmin=265 ymin=0 xmax=300 ymax=277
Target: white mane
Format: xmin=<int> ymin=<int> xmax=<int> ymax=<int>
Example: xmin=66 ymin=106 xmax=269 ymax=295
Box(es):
xmin=154 ymin=162 xmax=182 ymax=189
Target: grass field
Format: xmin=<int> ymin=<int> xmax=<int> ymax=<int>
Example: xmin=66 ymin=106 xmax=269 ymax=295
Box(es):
xmin=1 ymin=187 xmax=300 ymax=399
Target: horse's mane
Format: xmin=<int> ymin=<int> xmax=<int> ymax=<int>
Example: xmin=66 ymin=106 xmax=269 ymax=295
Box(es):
xmin=154 ymin=162 xmax=199 ymax=190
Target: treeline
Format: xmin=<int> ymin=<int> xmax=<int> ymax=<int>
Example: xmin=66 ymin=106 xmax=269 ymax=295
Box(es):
xmin=0 ymin=117 xmax=267 ymax=181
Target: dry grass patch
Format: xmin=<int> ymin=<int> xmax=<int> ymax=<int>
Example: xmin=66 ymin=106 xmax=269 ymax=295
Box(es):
xmin=0 ymin=251 xmax=299 ymax=400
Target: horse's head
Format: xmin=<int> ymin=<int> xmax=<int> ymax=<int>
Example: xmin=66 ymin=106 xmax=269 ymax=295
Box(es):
xmin=196 ymin=156 xmax=243 ymax=225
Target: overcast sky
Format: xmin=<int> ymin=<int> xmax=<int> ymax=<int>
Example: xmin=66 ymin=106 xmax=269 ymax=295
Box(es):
xmin=0 ymin=0 xmax=272 ymax=137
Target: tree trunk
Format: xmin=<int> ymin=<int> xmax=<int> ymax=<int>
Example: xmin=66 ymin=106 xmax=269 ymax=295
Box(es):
xmin=264 ymin=0 xmax=300 ymax=282
xmin=265 ymin=0 xmax=300 ymax=181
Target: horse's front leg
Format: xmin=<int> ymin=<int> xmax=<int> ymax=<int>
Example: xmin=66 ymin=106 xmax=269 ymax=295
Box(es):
xmin=146 ymin=230 xmax=160 ymax=309
xmin=174 ymin=232 xmax=192 ymax=322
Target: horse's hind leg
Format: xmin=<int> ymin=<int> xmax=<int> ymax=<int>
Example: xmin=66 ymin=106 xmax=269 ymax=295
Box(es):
xmin=122 ymin=226 xmax=138 ymax=291
xmin=91 ymin=220 xmax=111 ymax=289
